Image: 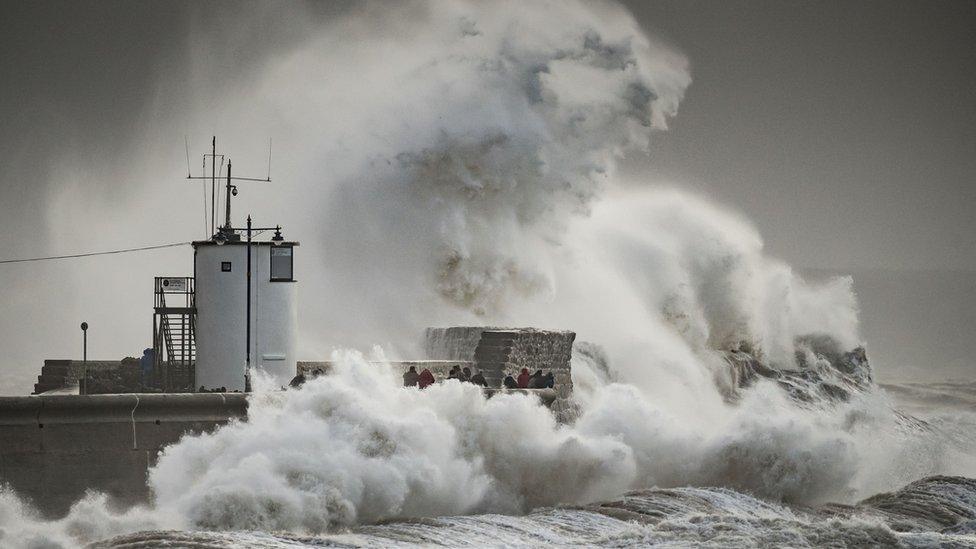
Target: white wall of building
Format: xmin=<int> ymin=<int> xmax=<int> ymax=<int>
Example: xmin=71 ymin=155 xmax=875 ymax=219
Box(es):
xmin=249 ymin=244 xmax=298 ymax=386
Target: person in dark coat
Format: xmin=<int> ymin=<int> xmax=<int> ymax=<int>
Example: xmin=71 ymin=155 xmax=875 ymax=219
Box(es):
xmin=528 ymin=370 xmax=544 ymax=388
xmin=470 ymin=370 xmax=488 ymax=387
xmin=460 ymin=367 xmax=472 ymax=382
xmin=503 ymin=373 xmax=518 ymax=389
xmin=289 ymin=373 xmax=306 ymax=388
xmin=403 ymin=366 xmax=420 ymax=387
xmin=544 ymin=371 xmax=555 ymax=388
xmin=139 ymin=348 xmax=154 ymax=387
xmin=447 ymin=365 xmax=460 ymax=380
xmin=517 ymin=368 xmax=531 ymax=388
xmin=418 ymin=368 xmax=435 ymax=389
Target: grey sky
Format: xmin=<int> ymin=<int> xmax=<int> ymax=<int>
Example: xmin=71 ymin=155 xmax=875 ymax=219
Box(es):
xmin=0 ymin=1 xmax=973 ymax=391
xmin=625 ymin=0 xmax=976 ymax=273
xmin=622 ymin=0 xmax=976 ymax=381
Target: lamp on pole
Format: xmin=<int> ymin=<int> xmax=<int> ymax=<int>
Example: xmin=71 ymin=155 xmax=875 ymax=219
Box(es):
xmin=80 ymin=322 xmax=88 ymax=395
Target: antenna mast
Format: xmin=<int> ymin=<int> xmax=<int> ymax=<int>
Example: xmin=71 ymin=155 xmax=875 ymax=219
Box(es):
xmin=186 ymin=137 xmax=272 ymax=240
xmin=224 ymin=160 xmax=233 ymax=230
xmin=211 ymin=136 xmax=217 ymax=236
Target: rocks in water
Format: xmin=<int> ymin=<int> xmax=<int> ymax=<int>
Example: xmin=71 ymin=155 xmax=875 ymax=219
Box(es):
xmin=720 ymin=336 xmax=873 ymax=407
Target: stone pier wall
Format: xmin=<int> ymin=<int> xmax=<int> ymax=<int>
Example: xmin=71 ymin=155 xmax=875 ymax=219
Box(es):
xmin=0 ymin=393 xmax=246 ymax=518
xmin=424 ymin=327 xmax=486 ymax=361
xmin=32 ymin=359 xmax=127 ymax=394
xmin=424 ymin=327 xmax=578 ymax=421
xmin=426 ymin=327 xmax=575 ymax=387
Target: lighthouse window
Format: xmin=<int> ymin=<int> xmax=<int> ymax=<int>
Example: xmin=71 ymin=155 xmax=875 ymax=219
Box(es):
xmin=270 ymin=246 xmax=293 ymax=281
xmin=221 ymin=261 xmax=232 ymax=272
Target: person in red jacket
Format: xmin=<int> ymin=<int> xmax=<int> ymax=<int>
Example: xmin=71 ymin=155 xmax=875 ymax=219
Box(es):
xmin=418 ymin=368 xmax=436 ymax=389
xmin=517 ymin=368 xmax=530 ymax=388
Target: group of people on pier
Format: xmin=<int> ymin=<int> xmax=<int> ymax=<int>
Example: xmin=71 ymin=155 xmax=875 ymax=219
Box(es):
xmin=505 ymin=368 xmax=555 ymax=389
xmin=402 ymin=365 xmax=555 ymax=389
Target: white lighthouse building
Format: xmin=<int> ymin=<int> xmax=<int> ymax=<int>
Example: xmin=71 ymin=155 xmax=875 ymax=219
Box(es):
xmin=193 ymin=229 xmax=298 ymax=391
xmin=152 ymin=139 xmax=298 ymax=392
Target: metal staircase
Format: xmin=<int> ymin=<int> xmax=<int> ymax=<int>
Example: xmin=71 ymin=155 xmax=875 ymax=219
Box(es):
xmin=160 ymin=306 xmax=195 ymax=366
xmin=153 ymin=277 xmax=196 ymax=392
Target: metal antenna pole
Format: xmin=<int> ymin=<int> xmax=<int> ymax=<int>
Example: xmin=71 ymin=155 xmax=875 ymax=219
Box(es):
xmin=184 ymin=136 xmax=191 ymax=178
xmin=211 ymin=136 xmax=216 ymax=235
xmin=186 ymin=139 xmax=269 ymax=236
xmin=267 ymin=138 xmax=272 ymax=181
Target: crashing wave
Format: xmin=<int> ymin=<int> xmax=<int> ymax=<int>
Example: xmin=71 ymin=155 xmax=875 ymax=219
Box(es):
xmin=722 ymin=338 xmax=870 ymax=405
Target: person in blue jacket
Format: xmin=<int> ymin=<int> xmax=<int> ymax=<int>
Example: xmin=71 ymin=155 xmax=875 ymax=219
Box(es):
xmin=139 ymin=348 xmax=154 ymax=387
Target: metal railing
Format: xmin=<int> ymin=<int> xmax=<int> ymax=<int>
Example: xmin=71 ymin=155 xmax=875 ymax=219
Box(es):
xmin=153 ymin=277 xmax=196 ymax=392
xmin=154 ymin=277 xmax=195 ymax=309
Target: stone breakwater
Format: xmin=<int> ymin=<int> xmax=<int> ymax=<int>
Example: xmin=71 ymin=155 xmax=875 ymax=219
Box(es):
xmin=0 ymin=393 xmax=247 ymax=518
xmin=425 ymin=327 xmax=574 ymax=388
xmin=425 ymin=327 xmax=577 ymax=421
xmin=303 ymin=327 xmax=576 ymax=403
xmin=31 ymin=359 xmax=132 ymax=395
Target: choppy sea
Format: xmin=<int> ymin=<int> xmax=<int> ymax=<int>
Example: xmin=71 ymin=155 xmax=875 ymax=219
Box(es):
xmin=86 ymin=379 xmax=976 ymax=548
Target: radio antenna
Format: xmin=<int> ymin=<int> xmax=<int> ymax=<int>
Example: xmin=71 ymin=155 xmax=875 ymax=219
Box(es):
xmin=186 ymin=137 xmax=272 ymax=237
xmin=187 ymin=135 xmax=207 ymax=237
xmin=266 ymin=137 xmax=273 ymax=181
xmin=184 ymin=136 xmax=192 ymax=178
xmin=211 ymin=136 xmax=216 ymax=235
xmin=215 ymin=159 xmax=225 ymax=228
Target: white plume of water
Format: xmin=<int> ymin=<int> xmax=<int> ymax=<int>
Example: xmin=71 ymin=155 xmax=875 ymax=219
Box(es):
xmin=535 ymin=188 xmax=863 ymax=405
xmin=143 ymin=354 xmax=878 ymax=532
xmin=147 ymin=353 xmax=635 ymax=532
xmin=146 ymin=354 xmax=872 ymax=535
xmin=254 ymin=0 xmax=692 ymax=356
xmin=235 ymin=0 xmax=857 ymax=392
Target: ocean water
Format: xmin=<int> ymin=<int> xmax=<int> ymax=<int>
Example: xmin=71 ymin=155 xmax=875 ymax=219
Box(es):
xmin=81 ymin=375 xmax=976 ymax=549
xmin=90 ymin=476 xmax=976 ymax=548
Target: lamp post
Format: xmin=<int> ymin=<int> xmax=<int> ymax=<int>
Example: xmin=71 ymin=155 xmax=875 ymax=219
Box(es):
xmin=231 ymin=218 xmax=285 ymax=393
xmin=80 ymin=322 xmax=88 ymax=395
xmin=246 ymin=215 xmax=251 ymax=391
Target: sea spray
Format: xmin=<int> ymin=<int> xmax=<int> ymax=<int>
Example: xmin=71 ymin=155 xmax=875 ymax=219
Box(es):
xmin=142 ymin=350 xmax=948 ymax=533
xmin=0 ymin=489 xmax=163 ymax=548
xmin=148 ymin=351 xmax=637 ymax=532
xmin=241 ymin=0 xmax=693 ymax=355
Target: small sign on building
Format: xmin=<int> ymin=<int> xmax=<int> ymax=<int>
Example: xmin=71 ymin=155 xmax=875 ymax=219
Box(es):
xmin=160 ymin=277 xmax=187 ymax=292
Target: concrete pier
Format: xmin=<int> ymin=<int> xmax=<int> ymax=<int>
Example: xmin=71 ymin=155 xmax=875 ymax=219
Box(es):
xmin=0 ymin=393 xmax=246 ymax=518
